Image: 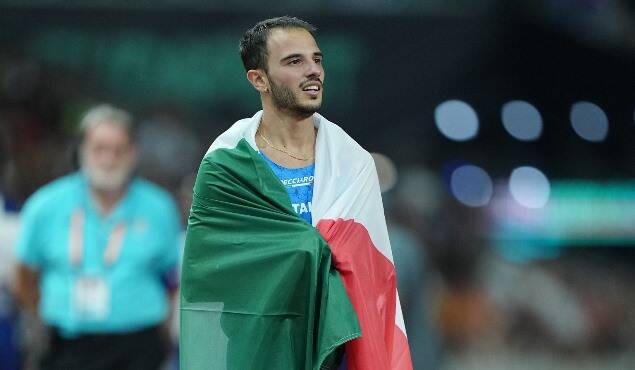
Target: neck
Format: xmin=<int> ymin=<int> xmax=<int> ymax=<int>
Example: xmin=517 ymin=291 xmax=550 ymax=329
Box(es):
xmin=91 ymin=187 xmax=125 ymax=215
xmin=259 ymin=108 xmax=316 ymax=151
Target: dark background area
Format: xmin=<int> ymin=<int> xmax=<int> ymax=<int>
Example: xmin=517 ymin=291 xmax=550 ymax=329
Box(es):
xmin=1 ymin=2 xmax=635 ymax=369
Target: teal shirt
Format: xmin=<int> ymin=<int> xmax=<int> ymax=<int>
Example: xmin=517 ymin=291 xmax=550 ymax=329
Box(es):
xmin=16 ymin=173 xmax=181 ymax=337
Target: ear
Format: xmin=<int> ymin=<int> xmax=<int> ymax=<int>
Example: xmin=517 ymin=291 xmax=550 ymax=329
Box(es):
xmin=246 ymin=69 xmax=269 ymax=93
xmin=129 ymin=144 xmax=139 ymax=161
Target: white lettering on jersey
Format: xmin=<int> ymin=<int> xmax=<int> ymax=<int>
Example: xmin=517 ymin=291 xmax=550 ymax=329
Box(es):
xmin=281 ymin=176 xmax=314 ymax=187
xmin=292 ymin=202 xmax=312 ymax=215
xmin=299 ymin=203 xmax=308 ymax=214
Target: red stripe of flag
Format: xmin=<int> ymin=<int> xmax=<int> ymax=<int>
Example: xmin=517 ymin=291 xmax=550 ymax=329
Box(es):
xmin=317 ymin=219 xmax=413 ymax=370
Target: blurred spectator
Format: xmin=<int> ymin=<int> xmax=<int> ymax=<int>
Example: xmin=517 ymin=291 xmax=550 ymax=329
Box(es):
xmin=1 ymin=125 xmax=19 ymax=370
xmin=13 ymin=104 xmax=181 ymax=370
xmin=372 ymin=154 xmax=443 ymax=370
xmin=389 ymin=222 xmax=443 ymax=370
xmin=483 ymin=256 xmax=591 ymax=350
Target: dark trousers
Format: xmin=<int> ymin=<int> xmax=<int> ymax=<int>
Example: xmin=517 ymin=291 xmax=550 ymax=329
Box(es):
xmin=41 ymin=325 xmax=168 ymax=370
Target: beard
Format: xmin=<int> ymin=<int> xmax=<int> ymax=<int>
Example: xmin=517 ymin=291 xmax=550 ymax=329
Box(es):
xmin=81 ymin=159 xmax=134 ymax=192
xmin=268 ymin=76 xmax=322 ymax=117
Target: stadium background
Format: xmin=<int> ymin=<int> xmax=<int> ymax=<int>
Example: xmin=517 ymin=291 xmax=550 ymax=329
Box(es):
xmin=1 ymin=1 xmax=635 ymax=369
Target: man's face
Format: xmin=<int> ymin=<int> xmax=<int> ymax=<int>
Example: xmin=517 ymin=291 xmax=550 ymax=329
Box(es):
xmin=264 ymin=28 xmax=324 ymax=116
xmin=80 ymin=121 xmax=136 ymax=192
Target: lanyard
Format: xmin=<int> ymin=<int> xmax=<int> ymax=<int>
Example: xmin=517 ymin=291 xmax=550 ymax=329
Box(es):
xmin=68 ymin=209 xmax=126 ymax=268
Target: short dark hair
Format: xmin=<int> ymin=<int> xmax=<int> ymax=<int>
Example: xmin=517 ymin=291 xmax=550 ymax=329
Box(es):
xmin=239 ymin=16 xmax=317 ymax=72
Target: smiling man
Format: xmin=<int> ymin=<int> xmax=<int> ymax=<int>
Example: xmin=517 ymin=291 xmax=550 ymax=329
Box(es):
xmin=249 ymin=20 xmax=324 ymax=224
xmin=180 ymin=17 xmax=413 ymax=370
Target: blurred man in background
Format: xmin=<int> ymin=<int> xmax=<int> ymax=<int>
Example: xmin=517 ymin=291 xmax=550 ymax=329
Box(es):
xmin=13 ymin=104 xmax=181 ymax=370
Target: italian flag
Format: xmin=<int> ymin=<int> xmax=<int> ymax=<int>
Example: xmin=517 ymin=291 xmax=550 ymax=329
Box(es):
xmin=180 ymin=111 xmax=412 ymax=370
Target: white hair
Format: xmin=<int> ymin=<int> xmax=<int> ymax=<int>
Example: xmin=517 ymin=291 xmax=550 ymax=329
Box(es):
xmin=79 ymin=104 xmax=135 ymax=141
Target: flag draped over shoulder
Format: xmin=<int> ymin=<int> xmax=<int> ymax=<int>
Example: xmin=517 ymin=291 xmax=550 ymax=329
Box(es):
xmin=180 ymin=111 xmax=413 ymax=370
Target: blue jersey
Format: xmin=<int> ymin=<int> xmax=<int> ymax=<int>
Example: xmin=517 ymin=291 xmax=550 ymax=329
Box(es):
xmin=260 ymin=153 xmax=315 ymax=224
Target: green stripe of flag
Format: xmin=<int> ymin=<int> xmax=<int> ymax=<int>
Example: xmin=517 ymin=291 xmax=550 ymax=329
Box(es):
xmin=180 ymin=139 xmax=360 ymax=370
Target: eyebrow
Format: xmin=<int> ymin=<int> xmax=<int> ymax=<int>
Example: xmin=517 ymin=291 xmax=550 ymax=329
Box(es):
xmin=280 ymin=51 xmax=323 ymax=63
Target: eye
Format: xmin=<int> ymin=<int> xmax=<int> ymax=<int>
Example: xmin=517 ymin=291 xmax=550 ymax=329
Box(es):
xmin=289 ymin=58 xmax=302 ymax=65
xmin=314 ymin=57 xmax=323 ymax=64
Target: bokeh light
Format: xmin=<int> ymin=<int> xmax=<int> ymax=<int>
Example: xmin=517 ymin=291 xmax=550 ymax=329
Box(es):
xmin=501 ymin=100 xmax=543 ymax=141
xmin=450 ymin=164 xmax=493 ymax=207
xmin=434 ymin=100 xmax=479 ymax=141
xmin=570 ymin=101 xmax=609 ymax=142
xmin=371 ymin=152 xmax=398 ymax=193
xmin=509 ymin=166 xmax=551 ymax=208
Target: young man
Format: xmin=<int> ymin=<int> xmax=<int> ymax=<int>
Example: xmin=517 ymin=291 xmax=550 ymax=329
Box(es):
xmin=14 ymin=105 xmax=181 ymax=370
xmin=180 ymin=17 xmax=413 ymax=370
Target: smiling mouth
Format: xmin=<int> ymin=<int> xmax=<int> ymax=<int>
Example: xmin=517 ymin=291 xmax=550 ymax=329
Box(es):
xmin=301 ymin=80 xmax=322 ymax=92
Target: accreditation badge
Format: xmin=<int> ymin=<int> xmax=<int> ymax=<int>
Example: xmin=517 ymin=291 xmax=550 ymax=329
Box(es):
xmin=72 ymin=275 xmax=111 ymax=321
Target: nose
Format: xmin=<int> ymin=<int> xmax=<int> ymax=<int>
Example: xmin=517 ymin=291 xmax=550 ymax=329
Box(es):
xmin=103 ymin=150 xmax=118 ymax=165
xmin=305 ymin=59 xmax=322 ymax=79
xmin=95 ymin=147 xmax=123 ymax=168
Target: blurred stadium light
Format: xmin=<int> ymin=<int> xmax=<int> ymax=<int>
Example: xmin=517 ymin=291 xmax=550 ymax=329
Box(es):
xmin=501 ymin=100 xmax=543 ymax=141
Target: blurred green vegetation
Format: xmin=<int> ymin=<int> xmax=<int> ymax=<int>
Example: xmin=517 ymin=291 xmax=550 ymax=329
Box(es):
xmin=27 ymin=27 xmax=365 ymax=111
